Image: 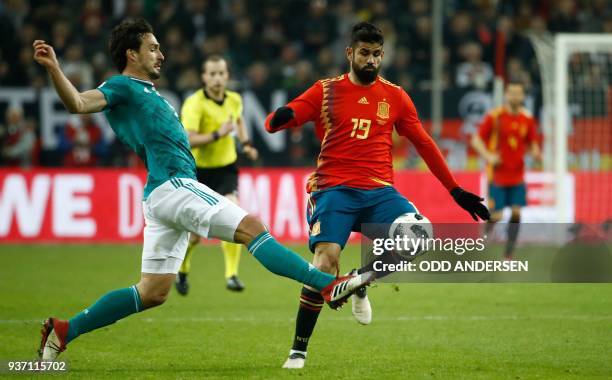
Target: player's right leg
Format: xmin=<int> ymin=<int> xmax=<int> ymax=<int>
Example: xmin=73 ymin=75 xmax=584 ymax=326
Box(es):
xmin=40 ymin=187 xmax=191 ymax=361
xmin=196 ymin=165 xmax=245 ymax=291
xmin=284 ymin=188 xmax=359 ymax=369
xmin=283 ymin=241 xmax=342 ymax=369
xmin=39 ymin=273 xmax=175 ymax=360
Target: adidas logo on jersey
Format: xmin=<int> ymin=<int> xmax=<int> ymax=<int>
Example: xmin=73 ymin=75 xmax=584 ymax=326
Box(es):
xmin=358 ymin=97 xmax=369 ymax=104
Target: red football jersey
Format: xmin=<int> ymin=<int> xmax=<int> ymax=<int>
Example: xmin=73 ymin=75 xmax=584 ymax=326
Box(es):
xmin=265 ymin=74 xmax=458 ymax=193
xmin=478 ymin=107 xmax=537 ymax=186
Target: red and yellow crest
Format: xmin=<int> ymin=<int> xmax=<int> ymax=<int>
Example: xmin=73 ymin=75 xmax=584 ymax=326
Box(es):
xmin=377 ymin=101 xmax=390 ymax=119
xmin=310 ymin=221 xmax=321 ymax=236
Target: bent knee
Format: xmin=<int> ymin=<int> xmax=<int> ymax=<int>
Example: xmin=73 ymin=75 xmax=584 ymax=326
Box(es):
xmin=136 ymin=281 xmax=172 ymax=309
xmin=313 ymin=245 xmax=341 ymax=274
xmin=235 ymin=214 xmax=267 ymax=245
xmin=140 ymin=290 xmax=169 ymax=308
xmin=314 ymin=259 xmax=338 ymax=274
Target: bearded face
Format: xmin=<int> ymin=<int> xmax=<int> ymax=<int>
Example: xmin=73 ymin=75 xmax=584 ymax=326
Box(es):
xmin=348 ymin=41 xmax=383 ymax=84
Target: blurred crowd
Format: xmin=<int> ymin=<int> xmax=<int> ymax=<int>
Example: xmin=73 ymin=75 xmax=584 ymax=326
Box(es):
xmin=1 ymin=0 xmax=611 ymax=168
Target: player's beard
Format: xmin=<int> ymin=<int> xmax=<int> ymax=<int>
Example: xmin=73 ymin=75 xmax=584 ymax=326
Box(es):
xmin=353 ymin=62 xmax=379 ymax=84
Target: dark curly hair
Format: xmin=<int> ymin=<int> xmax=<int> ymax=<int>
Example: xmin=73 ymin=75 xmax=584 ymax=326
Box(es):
xmin=109 ymin=18 xmax=154 ymax=72
xmin=350 ymin=22 xmax=384 ymax=47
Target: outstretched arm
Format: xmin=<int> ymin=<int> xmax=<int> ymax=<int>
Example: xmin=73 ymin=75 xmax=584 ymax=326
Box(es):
xmin=265 ymin=106 xmax=297 ymax=132
xmin=265 ymin=81 xmax=323 ymax=133
xmin=408 ymin=128 xmax=490 ymax=221
xmin=395 ymin=90 xmax=458 ymax=191
xmin=401 ymin=122 xmax=459 ymax=191
xmin=33 ymin=40 xmax=107 ymax=114
xmin=396 ymin=90 xmax=490 ymax=221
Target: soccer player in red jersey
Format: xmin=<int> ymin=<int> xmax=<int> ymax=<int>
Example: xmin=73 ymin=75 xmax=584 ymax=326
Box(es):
xmin=471 ymin=81 xmax=541 ymax=259
xmin=265 ymin=22 xmax=490 ymax=369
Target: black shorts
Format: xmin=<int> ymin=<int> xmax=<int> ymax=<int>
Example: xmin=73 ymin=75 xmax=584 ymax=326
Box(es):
xmin=196 ymin=162 xmax=239 ymax=196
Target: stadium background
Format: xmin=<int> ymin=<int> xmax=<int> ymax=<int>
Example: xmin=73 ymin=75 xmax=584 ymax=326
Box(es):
xmin=1 ymin=0 xmax=611 ymax=242
xmin=0 ymin=1 xmax=611 ymax=379
xmin=0 ymin=0 xmax=563 ymax=168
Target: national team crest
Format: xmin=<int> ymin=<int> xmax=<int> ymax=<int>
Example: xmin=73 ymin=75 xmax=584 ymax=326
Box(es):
xmin=310 ymin=221 xmax=321 ymax=236
xmin=377 ymin=101 xmax=390 ymax=119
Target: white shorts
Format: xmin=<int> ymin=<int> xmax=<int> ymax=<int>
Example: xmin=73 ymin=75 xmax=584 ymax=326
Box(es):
xmin=141 ymin=177 xmax=248 ymax=274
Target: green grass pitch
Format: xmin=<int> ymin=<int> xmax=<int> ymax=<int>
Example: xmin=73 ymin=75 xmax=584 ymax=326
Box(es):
xmin=0 ymin=244 xmax=610 ymax=379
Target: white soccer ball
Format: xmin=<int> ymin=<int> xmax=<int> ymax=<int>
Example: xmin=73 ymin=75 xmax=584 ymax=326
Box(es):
xmin=388 ymin=213 xmax=434 ymax=259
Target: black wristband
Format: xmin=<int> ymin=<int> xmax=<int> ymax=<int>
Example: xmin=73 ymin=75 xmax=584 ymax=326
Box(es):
xmin=270 ymin=106 xmax=295 ymax=129
xmin=212 ymin=131 xmax=220 ymax=141
xmin=450 ymin=187 xmax=462 ymax=198
xmin=241 ymin=140 xmax=252 ymax=148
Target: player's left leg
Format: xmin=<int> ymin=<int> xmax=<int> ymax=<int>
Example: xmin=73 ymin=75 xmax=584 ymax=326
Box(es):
xmin=175 ymin=233 xmax=200 ymax=295
xmin=358 ymin=186 xmax=420 ymax=275
xmin=485 ymin=183 xmax=504 ymax=237
xmin=504 ymin=184 xmax=526 ymax=260
xmin=222 ymin=193 xmax=245 ymax=291
xmin=354 ymin=187 xmax=419 ymax=322
xmin=505 ymin=206 xmax=521 ymax=259
xmin=178 ymin=179 xmax=373 ymax=297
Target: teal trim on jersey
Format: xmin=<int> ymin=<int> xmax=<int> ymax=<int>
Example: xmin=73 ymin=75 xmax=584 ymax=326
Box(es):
xmin=182 ymin=182 xmax=219 ymax=205
xmin=97 ymin=75 xmax=196 ymax=199
xmin=168 ymin=177 xmax=219 ymax=205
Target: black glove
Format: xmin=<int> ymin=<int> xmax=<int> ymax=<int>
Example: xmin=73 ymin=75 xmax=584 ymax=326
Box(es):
xmin=450 ymin=187 xmax=490 ymax=221
xmin=270 ymin=106 xmax=295 ymax=129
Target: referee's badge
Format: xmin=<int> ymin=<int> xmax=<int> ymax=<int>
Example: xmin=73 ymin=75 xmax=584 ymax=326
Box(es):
xmin=377 ymin=101 xmax=390 ymax=119
xmin=310 ymin=221 xmax=321 ymax=236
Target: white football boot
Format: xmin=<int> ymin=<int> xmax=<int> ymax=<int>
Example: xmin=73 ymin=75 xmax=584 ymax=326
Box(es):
xmin=282 ymin=350 xmax=306 ymax=369
xmin=350 ymin=270 xmax=372 ymax=325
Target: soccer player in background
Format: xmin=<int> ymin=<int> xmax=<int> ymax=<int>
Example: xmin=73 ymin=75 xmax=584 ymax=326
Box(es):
xmin=265 ymin=22 xmax=490 ymax=369
xmin=33 ymin=18 xmax=374 ymax=362
xmin=176 ymin=56 xmax=258 ymax=294
xmin=471 ymin=81 xmax=541 ymax=259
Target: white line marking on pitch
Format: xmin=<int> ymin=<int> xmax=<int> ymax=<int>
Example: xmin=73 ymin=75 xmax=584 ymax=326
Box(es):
xmin=2 ymin=315 xmax=611 ymax=324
